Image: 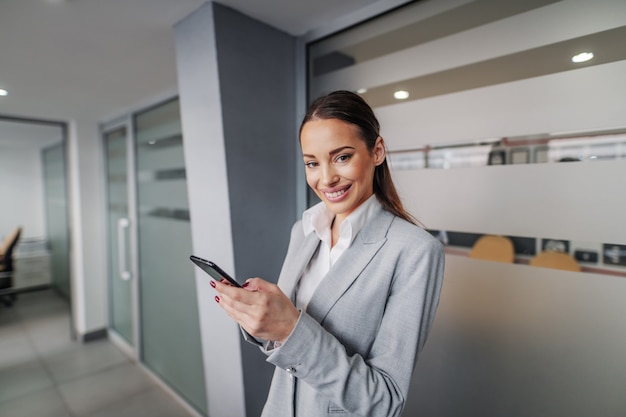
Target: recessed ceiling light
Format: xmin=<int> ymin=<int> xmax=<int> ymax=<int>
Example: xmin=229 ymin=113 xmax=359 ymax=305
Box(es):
xmin=394 ymin=90 xmax=409 ymax=100
xmin=572 ymin=52 xmax=593 ymax=63
xmin=0 ymin=89 xmax=7 ymax=96
xmin=356 ymin=88 xmax=368 ymax=94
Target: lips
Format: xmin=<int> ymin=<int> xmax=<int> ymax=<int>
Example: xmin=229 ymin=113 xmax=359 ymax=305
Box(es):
xmin=323 ymin=185 xmax=351 ymax=202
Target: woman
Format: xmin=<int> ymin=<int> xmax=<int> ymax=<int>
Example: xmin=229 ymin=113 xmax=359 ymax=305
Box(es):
xmin=211 ymin=90 xmax=445 ymax=417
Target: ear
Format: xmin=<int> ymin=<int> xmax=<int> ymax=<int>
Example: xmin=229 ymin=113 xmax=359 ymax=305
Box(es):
xmin=373 ymin=136 xmax=386 ymax=166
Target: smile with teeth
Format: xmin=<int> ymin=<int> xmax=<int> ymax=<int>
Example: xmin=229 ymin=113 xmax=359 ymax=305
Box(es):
xmin=324 ymin=185 xmax=350 ymax=199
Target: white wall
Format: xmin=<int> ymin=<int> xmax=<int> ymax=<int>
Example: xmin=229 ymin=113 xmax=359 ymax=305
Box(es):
xmin=0 ymin=146 xmax=45 ymax=240
xmin=174 ymin=4 xmax=246 ymax=417
xmin=67 ymin=118 xmax=108 ymax=338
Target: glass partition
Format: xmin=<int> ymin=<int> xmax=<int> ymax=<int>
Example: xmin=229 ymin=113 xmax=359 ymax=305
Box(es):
xmin=306 ymin=0 xmax=626 ymax=278
xmin=134 ymin=98 xmax=207 ymax=415
xmin=308 ymin=1 xmax=626 ymax=108
xmin=305 ymin=2 xmax=626 ymax=414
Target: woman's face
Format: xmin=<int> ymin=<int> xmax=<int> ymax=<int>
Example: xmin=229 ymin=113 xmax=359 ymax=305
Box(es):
xmin=300 ymin=118 xmax=385 ymax=224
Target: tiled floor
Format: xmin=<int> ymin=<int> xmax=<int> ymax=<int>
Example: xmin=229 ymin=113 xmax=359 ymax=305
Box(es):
xmin=0 ymin=289 xmax=197 ymax=417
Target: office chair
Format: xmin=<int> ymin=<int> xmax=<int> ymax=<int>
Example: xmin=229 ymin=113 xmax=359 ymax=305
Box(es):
xmin=0 ymin=226 xmax=22 ymax=307
xmin=529 ymin=251 xmax=581 ymax=272
xmin=469 ymin=235 xmax=515 ymax=263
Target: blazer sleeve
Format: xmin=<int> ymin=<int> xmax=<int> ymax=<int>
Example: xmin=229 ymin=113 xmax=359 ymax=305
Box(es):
xmin=264 ymin=223 xmax=445 ymax=417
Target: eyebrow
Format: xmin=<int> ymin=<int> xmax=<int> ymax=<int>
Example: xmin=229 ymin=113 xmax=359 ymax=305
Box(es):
xmin=302 ymin=145 xmax=356 ymax=159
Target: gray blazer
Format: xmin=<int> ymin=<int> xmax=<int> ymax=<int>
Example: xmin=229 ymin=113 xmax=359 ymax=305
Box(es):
xmin=247 ymin=204 xmax=445 ymax=417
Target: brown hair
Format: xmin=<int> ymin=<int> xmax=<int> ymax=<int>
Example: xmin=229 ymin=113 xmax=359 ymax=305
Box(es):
xmin=300 ymin=90 xmax=419 ymax=226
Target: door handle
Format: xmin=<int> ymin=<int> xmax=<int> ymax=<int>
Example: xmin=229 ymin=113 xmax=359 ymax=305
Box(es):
xmin=117 ymin=218 xmax=132 ymax=280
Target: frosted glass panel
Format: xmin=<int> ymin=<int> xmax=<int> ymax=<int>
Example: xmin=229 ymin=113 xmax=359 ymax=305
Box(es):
xmin=306 ymin=2 xmax=626 ymax=415
xmin=104 ymin=127 xmax=133 ymax=344
xmin=135 ymin=98 xmax=207 ymax=415
xmin=42 ymin=142 xmax=70 ymax=299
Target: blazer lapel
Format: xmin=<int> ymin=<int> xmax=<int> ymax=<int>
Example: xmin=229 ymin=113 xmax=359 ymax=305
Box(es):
xmin=278 ymin=231 xmax=320 ymax=302
xmin=306 ymin=208 xmax=394 ymax=323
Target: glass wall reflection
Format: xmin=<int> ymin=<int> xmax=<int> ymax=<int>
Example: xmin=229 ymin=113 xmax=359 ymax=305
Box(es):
xmin=306 ymin=0 xmax=626 ymax=278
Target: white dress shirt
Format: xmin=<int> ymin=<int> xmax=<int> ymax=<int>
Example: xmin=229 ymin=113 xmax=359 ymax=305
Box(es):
xmin=296 ymin=194 xmax=381 ymax=311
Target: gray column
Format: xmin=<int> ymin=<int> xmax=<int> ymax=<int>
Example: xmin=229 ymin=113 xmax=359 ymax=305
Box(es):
xmin=175 ymin=2 xmax=297 ymax=416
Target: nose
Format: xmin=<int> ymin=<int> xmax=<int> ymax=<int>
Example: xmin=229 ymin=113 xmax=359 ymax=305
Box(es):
xmin=321 ymin=164 xmax=339 ymax=186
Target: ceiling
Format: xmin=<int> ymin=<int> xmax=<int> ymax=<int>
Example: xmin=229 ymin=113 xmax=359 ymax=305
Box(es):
xmin=0 ymin=0 xmax=382 ymax=148
xmin=2 ymin=0 xmax=624 ymax=149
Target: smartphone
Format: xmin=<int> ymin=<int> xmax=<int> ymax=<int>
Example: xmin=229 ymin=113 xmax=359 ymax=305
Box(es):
xmin=189 ymin=255 xmax=242 ymax=288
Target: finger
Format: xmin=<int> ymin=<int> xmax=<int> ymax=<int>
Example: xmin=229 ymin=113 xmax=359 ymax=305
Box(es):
xmin=242 ymin=277 xmax=263 ymax=291
xmin=215 ymin=284 xmax=258 ymax=312
xmin=215 ymin=293 xmax=243 ymax=322
xmin=244 ymin=277 xmax=277 ymax=292
xmin=213 ymin=279 xmax=242 ymax=296
xmin=216 ymin=292 xmax=257 ymax=330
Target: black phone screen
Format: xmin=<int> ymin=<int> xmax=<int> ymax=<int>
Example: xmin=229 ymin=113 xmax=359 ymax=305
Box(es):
xmin=189 ymin=255 xmax=242 ymax=288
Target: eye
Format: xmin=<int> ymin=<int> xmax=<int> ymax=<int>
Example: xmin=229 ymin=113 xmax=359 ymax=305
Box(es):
xmin=304 ymin=160 xmax=318 ymax=168
xmin=335 ymin=154 xmax=351 ymax=163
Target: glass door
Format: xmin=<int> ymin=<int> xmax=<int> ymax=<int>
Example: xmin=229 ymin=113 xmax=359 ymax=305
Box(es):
xmin=103 ymin=98 xmax=207 ymax=414
xmin=104 ymin=126 xmax=135 ymax=347
xmin=134 ymin=98 xmax=207 ymax=415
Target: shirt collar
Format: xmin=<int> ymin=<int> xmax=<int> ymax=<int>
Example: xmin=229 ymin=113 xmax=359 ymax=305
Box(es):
xmin=302 ymin=194 xmax=381 ymax=244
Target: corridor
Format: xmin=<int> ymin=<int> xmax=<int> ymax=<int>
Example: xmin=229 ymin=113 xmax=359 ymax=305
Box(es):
xmin=0 ymin=289 xmax=196 ymax=417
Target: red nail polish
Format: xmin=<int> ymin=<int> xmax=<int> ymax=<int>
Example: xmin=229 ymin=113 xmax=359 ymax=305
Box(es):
xmin=215 ymin=296 xmax=220 ymax=303
xmin=210 ymin=280 xmax=216 ymax=288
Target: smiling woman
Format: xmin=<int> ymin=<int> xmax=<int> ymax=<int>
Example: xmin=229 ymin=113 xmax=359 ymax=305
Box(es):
xmin=211 ymin=90 xmax=445 ymax=417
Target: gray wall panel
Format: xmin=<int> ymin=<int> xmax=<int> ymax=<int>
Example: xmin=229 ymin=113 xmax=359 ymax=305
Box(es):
xmin=213 ymin=3 xmax=297 ymax=416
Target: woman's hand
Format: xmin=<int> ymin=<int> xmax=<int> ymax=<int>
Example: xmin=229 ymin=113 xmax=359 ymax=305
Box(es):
xmin=211 ymin=278 xmax=300 ymax=342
